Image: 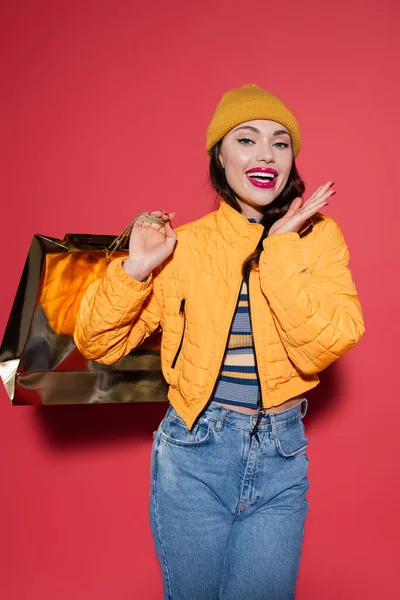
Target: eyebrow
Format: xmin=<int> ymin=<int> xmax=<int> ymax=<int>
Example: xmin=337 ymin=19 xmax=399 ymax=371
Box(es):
xmin=233 ymin=125 xmax=290 ymax=137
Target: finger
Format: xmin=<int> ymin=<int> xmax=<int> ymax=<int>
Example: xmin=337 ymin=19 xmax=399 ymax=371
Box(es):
xmin=313 ymin=181 xmax=334 ymax=196
xmin=133 ymin=219 xmax=145 ymax=228
xmin=160 ymin=211 xmax=176 ymax=223
xmin=287 ymin=197 xmax=303 ymax=215
xmin=315 ymin=182 xmax=334 ymax=198
xmin=311 ymin=187 xmax=335 ymax=205
xmin=146 ymin=221 xmax=166 ymax=230
xmin=139 ymin=220 xmax=165 ymax=230
xmin=303 ymin=184 xmax=324 ymax=204
xmin=136 ymin=212 xmax=170 ymax=228
xmin=300 ymin=194 xmax=333 ymax=216
xmin=303 ymin=185 xmax=335 ymax=209
xmin=151 ymin=210 xmax=173 ymax=221
xmin=164 ymin=220 xmax=177 ymax=239
xmin=292 ymin=197 xmax=303 ymax=208
xmin=304 ymin=181 xmax=334 ymax=205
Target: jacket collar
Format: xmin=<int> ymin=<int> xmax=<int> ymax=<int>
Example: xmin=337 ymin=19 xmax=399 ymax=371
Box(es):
xmin=216 ymin=197 xmax=313 ymax=254
xmin=216 ymin=199 xmax=264 ymax=255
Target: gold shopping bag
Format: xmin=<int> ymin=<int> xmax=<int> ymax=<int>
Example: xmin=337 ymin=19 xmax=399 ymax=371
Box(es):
xmin=0 ymin=226 xmax=168 ymax=405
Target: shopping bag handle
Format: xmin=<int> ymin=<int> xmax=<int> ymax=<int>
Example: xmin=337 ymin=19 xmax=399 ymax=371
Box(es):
xmin=105 ymin=220 xmax=135 ymax=262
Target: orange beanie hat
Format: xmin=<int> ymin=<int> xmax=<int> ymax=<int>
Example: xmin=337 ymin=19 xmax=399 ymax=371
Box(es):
xmin=206 ymin=83 xmax=301 ymax=157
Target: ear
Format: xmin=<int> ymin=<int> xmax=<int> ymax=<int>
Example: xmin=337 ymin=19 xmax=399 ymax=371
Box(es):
xmin=218 ymin=154 xmax=224 ymax=169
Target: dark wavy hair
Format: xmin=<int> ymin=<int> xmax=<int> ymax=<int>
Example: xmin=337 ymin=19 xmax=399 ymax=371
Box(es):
xmin=208 ymin=140 xmax=306 ymax=282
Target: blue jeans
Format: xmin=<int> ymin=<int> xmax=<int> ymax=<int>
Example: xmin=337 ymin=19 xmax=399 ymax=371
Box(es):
xmin=149 ymin=398 xmax=310 ymax=600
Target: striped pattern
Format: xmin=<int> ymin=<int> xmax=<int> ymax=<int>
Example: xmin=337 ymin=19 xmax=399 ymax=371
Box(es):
xmin=212 ymin=278 xmax=261 ymax=409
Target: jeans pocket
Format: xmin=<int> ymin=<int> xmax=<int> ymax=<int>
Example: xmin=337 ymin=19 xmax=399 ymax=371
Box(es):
xmin=160 ymin=414 xmax=211 ymax=447
xmin=274 ymin=419 xmax=308 ymax=458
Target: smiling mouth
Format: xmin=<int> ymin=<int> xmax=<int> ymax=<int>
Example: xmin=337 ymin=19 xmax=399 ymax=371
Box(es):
xmin=247 ymin=172 xmax=276 ymax=182
xmin=245 ymin=171 xmax=278 ymax=189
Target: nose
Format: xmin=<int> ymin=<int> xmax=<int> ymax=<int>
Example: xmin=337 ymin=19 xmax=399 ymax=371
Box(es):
xmin=256 ymin=144 xmax=275 ymax=163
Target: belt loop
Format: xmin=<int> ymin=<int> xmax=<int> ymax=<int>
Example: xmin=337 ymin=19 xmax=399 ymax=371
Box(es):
xmin=269 ymin=412 xmax=277 ymax=439
xmin=300 ymin=397 xmax=308 ymax=418
xmin=215 ymin=407 xmax=228 ymax=431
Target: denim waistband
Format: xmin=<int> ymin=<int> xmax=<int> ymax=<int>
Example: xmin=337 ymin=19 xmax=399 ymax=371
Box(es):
xmin=197 ymin=397 xmax=308 ymax=433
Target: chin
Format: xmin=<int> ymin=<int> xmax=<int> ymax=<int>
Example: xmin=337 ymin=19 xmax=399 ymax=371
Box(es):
xmin=238 ymin=192 xmax=278 ymax=208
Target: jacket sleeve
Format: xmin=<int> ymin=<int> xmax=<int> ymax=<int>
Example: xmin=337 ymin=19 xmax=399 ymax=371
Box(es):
xmin=73 ymin=257 xmax=163 ymax=364
xmin=258 ymin=217 xmax=365 ymax=375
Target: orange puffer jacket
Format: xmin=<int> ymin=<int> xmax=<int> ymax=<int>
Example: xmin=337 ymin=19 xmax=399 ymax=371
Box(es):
xmin=74 ymin=200 xmax=365 ymax=429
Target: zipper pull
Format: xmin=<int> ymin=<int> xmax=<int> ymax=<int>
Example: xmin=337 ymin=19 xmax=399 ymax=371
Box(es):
xmin=250 ymin=407 xmax=266 ymax=443
xmin=179 ymin=298 xmax=186 ymax=315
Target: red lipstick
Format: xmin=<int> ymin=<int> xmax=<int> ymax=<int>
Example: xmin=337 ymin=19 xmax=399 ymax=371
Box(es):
xmin=245 ymin=167 xmax=278 ymax=189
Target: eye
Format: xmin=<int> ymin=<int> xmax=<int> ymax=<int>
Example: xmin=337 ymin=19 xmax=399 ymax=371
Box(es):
xmin=273 ymin=142 xmax=289 ymax=148
xmin=237 ymin=138 xmax=254 ymax=145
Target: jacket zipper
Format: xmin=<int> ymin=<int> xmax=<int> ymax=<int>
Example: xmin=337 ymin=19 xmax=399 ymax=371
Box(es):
xmin=171 ymin=298 xmax=186 ymax=368
xmin=247 ymin=271 xmax=263 ymax=408
xmin=247 ymin=271 xmax=266 ymax=443
xmin=204 ymin=281 xmax=244 ymax=408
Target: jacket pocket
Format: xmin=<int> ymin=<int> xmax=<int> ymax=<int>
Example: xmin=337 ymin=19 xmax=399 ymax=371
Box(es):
xmin=171 ymin=298 xmax=186 ymax=369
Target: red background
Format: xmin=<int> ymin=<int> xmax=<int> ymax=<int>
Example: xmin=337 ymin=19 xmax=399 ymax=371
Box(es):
xmin=1 ymin=1 xmax=398 ymax=598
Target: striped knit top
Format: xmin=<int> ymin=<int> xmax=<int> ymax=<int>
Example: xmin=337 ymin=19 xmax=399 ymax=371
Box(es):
xmin=211 ymin=217 xmax=261 ymax=410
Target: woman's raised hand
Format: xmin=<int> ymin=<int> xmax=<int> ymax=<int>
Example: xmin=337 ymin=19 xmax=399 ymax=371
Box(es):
xmin=268 ymin=182 xmax=335 ymax=237
xmin=123 ymin=210 xmax=177 ymax=281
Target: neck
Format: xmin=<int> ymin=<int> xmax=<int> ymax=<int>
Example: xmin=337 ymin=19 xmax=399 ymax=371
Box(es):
xmin=235 ymin=197 xmax=264 ymax=221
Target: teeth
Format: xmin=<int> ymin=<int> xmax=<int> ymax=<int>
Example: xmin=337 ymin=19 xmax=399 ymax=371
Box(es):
xmin=247 ymin=172 xmax=276 ymax=180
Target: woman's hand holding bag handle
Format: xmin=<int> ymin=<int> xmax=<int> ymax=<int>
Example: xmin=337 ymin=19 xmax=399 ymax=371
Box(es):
xmin=122 ymin=210 xmax=177 ymax=282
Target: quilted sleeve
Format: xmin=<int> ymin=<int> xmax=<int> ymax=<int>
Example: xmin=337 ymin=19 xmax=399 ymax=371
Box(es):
xmin=73 ymin=257 xmax=163 ymax=364
xmin=259 ymin=218 xmax=365 ymax=375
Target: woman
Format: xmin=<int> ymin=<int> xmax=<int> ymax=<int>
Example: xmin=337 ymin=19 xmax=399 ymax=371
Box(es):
xmin=74 ymin=83 xmax=365 ymax=599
